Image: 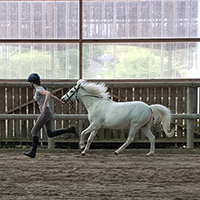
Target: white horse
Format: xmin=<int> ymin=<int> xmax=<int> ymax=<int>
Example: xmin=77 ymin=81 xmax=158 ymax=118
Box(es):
xmin=61 ymin=79 xmax=174 ymax=156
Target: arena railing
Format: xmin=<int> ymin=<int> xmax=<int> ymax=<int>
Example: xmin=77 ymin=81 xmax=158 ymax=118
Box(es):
xmin=0 ymin=79 xmax=200 ymax=149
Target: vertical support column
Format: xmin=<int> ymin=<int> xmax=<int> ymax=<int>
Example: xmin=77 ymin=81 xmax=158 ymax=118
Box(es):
xmin=79 ymin=0 xmax=83 ymax=79
xmin=78 ymin=102 xmax=83 ymax=139
xmin=187 ymin=87 xmax=197 ymax=148
xmin=47 ymin=87 xmax=55 ymax=149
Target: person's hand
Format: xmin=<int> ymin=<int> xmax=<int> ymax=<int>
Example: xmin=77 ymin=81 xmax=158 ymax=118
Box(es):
xmin=42 ymin=105 xmax=46 ymax=113
xmin=61 ymin=100 xmax=66 ymax=105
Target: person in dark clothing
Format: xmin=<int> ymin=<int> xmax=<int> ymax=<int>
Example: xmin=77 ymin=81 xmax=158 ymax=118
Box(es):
xmin=24 ymin=73 xmax=78 ymax=158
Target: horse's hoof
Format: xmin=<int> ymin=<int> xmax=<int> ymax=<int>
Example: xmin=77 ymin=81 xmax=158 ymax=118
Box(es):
xmin=79 ymin=145 xmax=85 ymax=151
xmin=81 ymin=152 xmax=86 ymax=156
xmin=146 ymin=152 xmax=154 ymax=156
xmin=81 ymin=148 xmax=85 ymax=152
xmin=79 ymin=147 xmax=85 ymax=151
xmin=114 ymin=151 xmax=119 ymax=155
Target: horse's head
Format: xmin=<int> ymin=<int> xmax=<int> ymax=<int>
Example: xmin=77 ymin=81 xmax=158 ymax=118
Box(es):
xmin=61 ymin=79 xmax=86 ymax=103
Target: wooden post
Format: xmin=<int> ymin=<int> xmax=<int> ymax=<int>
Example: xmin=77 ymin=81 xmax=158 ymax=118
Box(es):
xmin=187 ymin=87 xmax=197 ymax=148
xmin=78 ymin=102 xmax=83 ymax=139
xmin=47 ymin=87 xmax=55 ymax=149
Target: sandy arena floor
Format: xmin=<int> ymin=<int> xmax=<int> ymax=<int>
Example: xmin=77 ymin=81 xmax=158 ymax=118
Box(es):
xmin=0 ymin=148 xmax=200 ymax=200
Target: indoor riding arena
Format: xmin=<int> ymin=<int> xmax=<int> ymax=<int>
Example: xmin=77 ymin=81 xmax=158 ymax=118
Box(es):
xmin=0 ymin=0 xmax=200 ymax=200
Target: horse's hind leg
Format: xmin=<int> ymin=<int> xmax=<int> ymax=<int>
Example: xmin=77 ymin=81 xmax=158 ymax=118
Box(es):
xmin=141 ymin=125 xmax=155 ymax=156
xmin=115 ymin=125 xmax=139 ymax=155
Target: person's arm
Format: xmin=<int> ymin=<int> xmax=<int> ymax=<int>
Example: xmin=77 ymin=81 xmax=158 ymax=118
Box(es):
xmin=51 ymin=94 xmax=65 ymax=104
xmin=39 ymin=90 xmax=51 ymax=112
xmin=39 ymin=90 xmax=65 ymax=104
xmin=39 ymin=90 xmax=65 ymax=112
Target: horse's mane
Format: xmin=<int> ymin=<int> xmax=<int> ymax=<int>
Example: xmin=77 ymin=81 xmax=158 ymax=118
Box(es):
xmin=77 ymin=79 xmax=110 ymax=99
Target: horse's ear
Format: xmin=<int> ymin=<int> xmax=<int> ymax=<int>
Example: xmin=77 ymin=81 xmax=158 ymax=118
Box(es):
xmin=77 ymin=79 xmax=86 ymax=86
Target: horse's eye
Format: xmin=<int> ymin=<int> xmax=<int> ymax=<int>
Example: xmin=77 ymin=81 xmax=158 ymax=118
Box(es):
xmin=70 ymin=91 xmax=74 ymax=93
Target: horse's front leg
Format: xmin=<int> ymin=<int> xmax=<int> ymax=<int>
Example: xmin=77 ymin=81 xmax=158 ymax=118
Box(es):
xmin=79 ymin=125 xmax=95 ymax=151
xmin=81 ymin=130 xmax=98 ymax=156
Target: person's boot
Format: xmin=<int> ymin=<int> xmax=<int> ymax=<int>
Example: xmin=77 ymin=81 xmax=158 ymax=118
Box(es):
xmin=24 ymin=136 xmax=38 ymax=158
xmin=47 ymin=126 xmax=79 ymax=138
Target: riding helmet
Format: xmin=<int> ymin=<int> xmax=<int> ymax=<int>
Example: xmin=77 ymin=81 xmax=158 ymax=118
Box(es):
xmin=27 ymin=73 xmax=41 ymax=85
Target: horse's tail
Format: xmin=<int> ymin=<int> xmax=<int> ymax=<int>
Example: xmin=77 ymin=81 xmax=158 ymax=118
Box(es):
xmin=149 ymin=104 xmax=174 ymax=137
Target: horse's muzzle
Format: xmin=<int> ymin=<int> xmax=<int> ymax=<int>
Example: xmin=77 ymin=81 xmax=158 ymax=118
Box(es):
xmin=61 ymin=96 xmax=68 ymax=103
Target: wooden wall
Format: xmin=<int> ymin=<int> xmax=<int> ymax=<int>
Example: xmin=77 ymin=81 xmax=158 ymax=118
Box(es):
xmin=0 ymin=79 xmax=200 ymax=145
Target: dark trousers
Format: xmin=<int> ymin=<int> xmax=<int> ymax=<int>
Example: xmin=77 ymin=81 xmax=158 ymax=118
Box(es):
xmin=31 ymin=107 xmax=53 ymax=137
